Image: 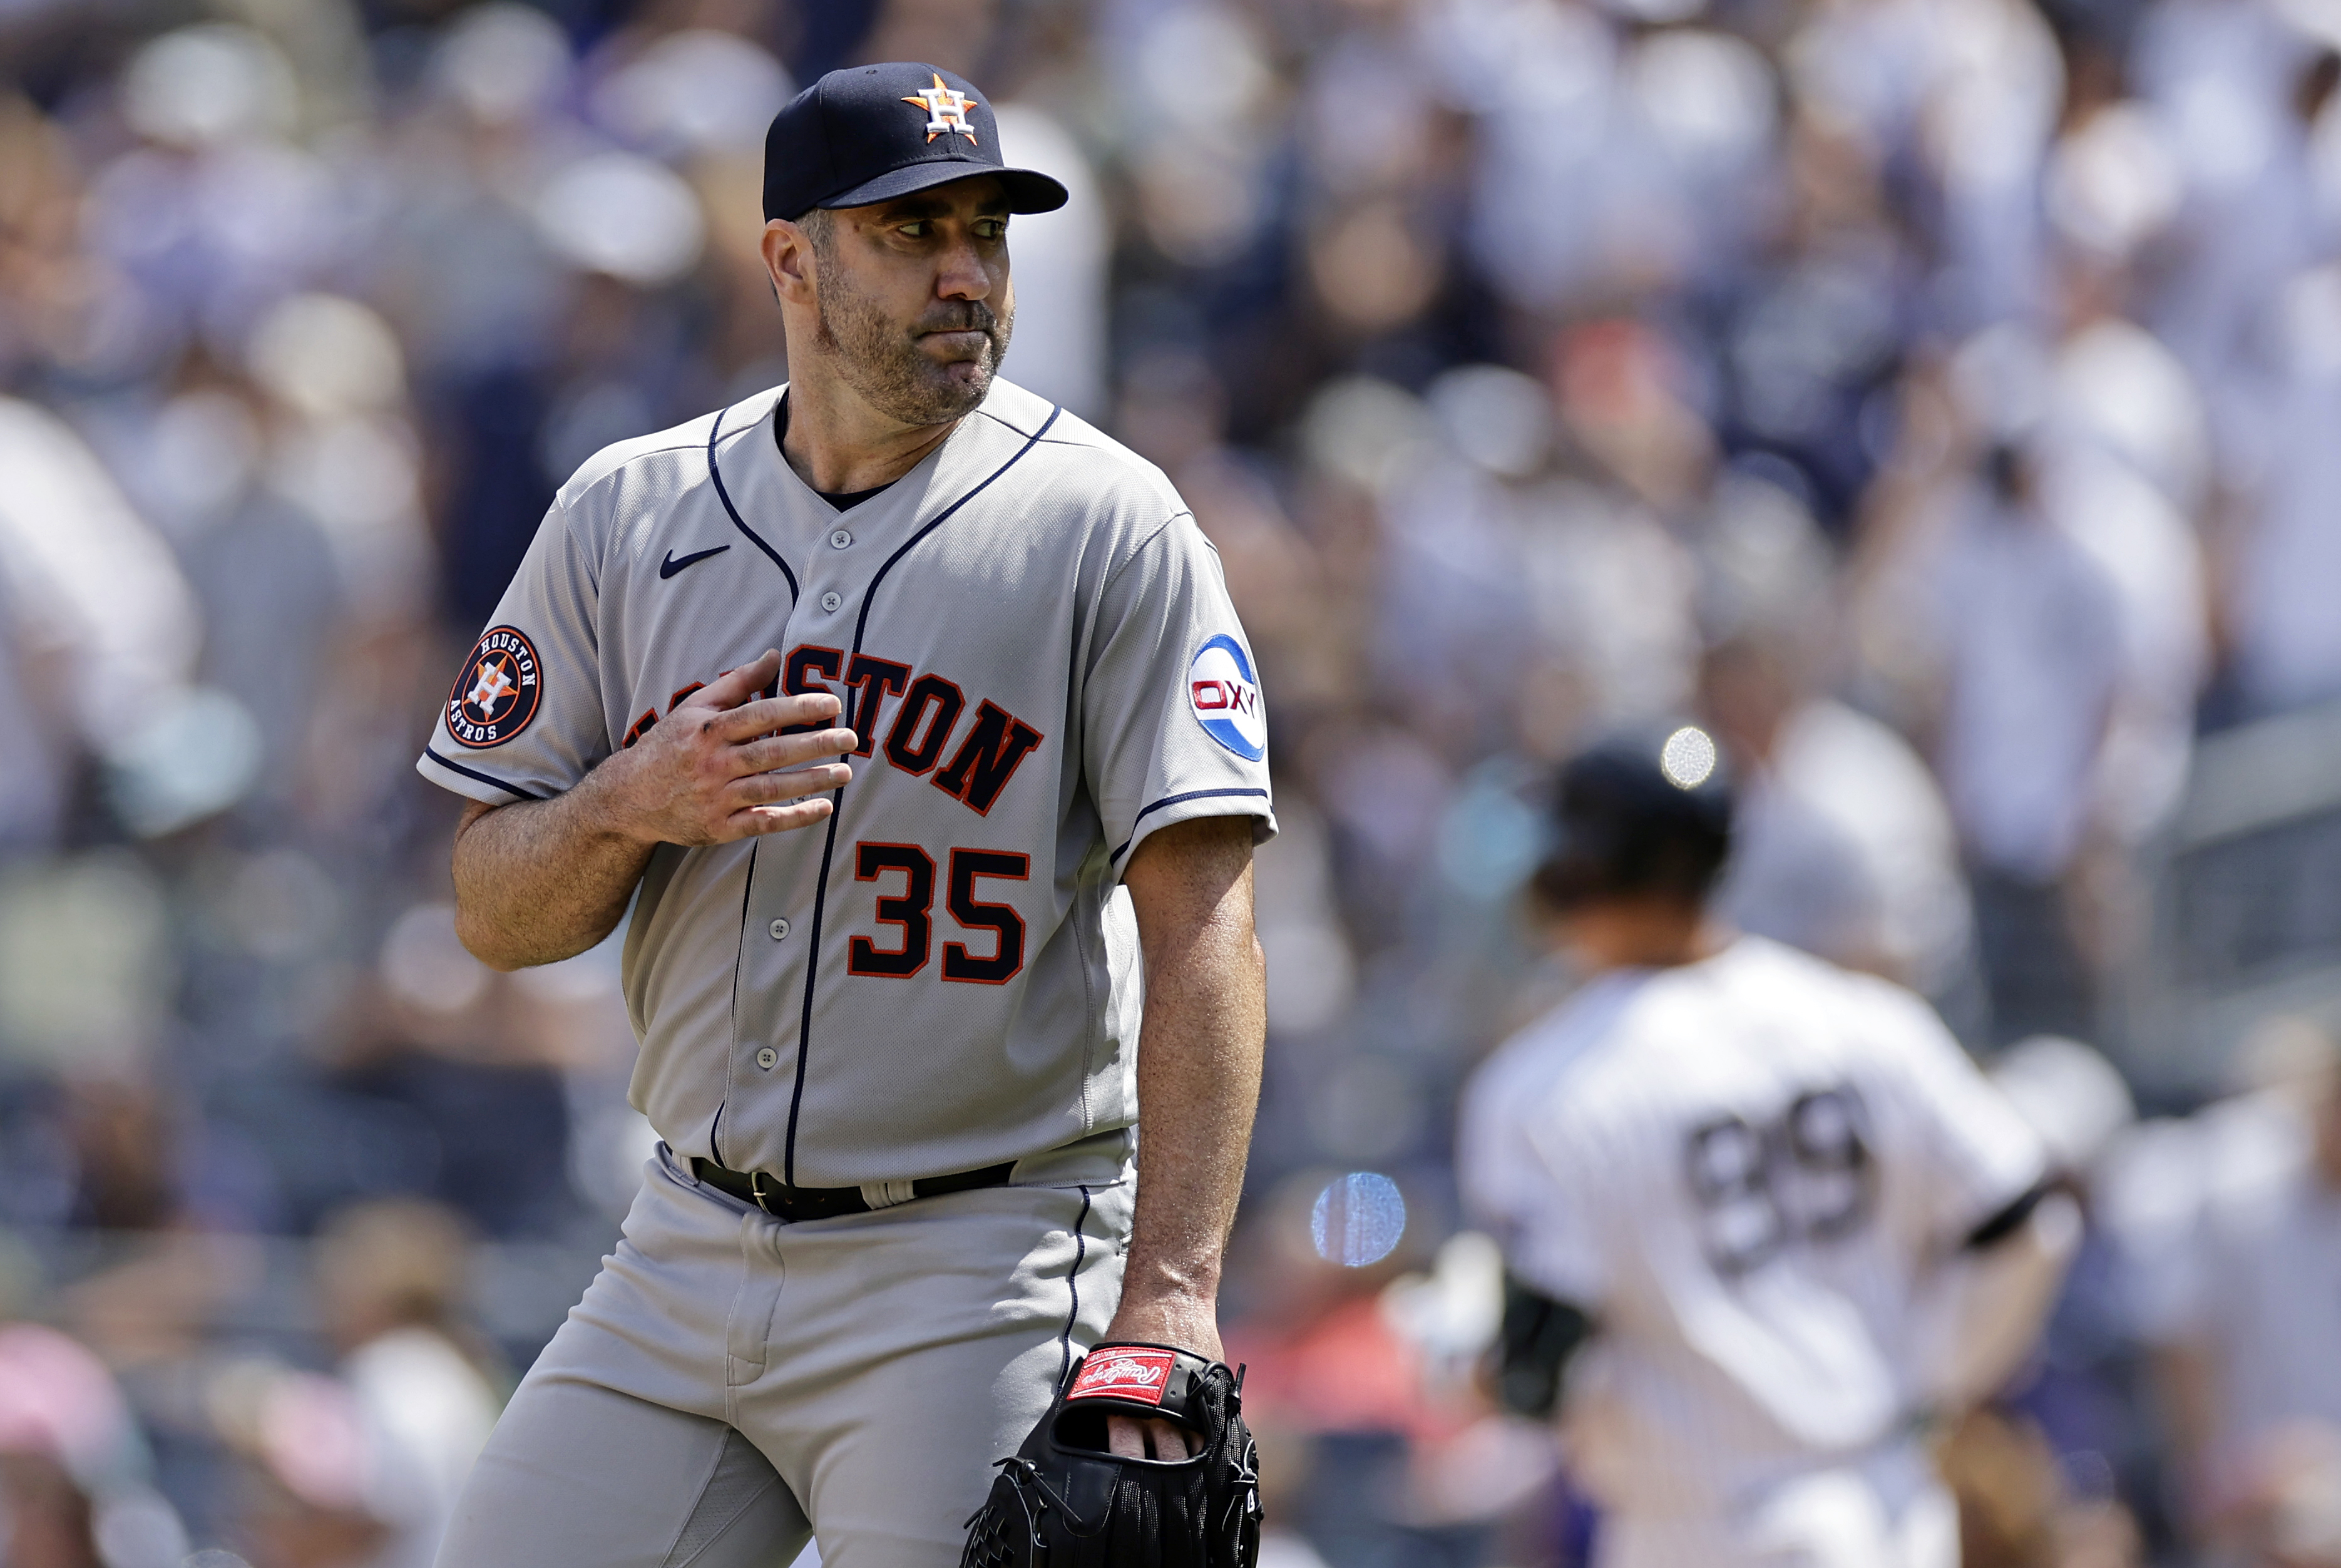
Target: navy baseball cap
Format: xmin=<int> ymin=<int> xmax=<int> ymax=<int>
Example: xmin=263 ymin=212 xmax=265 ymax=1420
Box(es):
xmin=762 ymin=62 xmax=1069 ymax=222
xmin=1533 ymin=722 xmax=1734 ymax=908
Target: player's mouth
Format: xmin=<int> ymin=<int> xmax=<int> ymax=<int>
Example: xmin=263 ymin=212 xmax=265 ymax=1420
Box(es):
xmin=918 ymin=328 xmax=996 ymax=366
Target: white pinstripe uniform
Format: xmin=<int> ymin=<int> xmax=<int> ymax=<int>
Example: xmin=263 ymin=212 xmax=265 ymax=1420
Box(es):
xmin=1461 ymin=936 xmax=2044 ymax=1568
xmin=418 ymin=376 xmax=1274 ymax=1568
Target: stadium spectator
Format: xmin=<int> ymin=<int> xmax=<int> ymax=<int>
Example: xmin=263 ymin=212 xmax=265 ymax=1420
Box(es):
xmin=2146 ymin=1025 xmax=2341 ymax=1565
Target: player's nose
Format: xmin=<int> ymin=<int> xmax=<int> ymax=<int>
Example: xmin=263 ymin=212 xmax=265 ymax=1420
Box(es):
xmin=934 ymin=235 xmax=993 ymax=301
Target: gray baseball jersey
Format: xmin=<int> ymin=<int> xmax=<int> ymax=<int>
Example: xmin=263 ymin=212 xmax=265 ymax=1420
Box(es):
xmin=419 ymin=376 xmax=1274 ymax=1187
xmin=1459 ymin=936 xmax=2042 ymax=1522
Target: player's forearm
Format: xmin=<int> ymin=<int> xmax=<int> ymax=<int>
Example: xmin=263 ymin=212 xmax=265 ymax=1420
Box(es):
xmin=1114 ymin=818 xmax=1266 ymax=1360
xmin=1914 ymin=1191 xmax=2081 ymax=1410
xmin=2151 ymin=1341 xmax=2220 ymax=1532
xmin=1121 ymin=986 xmax=1262 ymax=1331
xmin=1117 ymin=999 xmax=1263 ymax=1354
xmin=451 ymin=780 xmax=658 ymax=970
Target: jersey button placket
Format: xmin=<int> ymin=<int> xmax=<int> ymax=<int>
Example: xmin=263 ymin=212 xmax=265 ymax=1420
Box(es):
xmin=829 ymin=528 xmax=852 ymax=550
xmin=819 ymin=591 xmax=843 ymax=613
xmin=769 ymin=918 xmax=790 ymax=941
xmin=754 ymin=1047 xmax=779 ymax=1072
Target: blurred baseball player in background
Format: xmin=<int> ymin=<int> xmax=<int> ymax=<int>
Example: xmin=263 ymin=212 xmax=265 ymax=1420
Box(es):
xmin=1460 ymin=724 xmax=2079 ymax=1568
xmin=415 ymin=61 xmax=1274 ymax=1568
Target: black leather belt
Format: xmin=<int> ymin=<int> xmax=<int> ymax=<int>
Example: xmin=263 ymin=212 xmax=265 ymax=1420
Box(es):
xmin=690 ymin=1157 xmax=1016 ymax=1222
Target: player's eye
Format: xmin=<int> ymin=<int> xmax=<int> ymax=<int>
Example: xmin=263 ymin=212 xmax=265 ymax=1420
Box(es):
xmin=975 ymin=220 xmax=1007 ymax=240
xmin=898 ymin=221 xmax=930 ymax=238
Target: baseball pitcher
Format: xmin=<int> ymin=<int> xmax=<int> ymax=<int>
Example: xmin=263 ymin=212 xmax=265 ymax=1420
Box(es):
xmin=421 ymin=63 xmax=1269 ymax=1568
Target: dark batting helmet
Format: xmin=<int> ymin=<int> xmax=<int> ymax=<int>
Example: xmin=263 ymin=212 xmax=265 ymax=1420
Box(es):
xmin=1530 ymin=721 xmax=1735 ymax=911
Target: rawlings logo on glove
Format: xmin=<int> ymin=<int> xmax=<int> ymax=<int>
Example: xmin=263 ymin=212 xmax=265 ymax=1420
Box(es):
xmin=961 ymin=1342 xmax=1262 ymax=1568
xmin=1065 ymin=1347 xmax=1177 ymax=1406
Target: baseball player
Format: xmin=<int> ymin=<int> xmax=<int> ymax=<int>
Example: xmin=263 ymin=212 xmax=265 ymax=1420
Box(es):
xmin=417 ymin=64 xmax=1273 ymax=1568
xmin=1460 ymin=724 xmax=2077 ymax=1568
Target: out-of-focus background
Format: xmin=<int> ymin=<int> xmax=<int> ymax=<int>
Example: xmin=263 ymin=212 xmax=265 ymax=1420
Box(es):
xmin=3 ymin=0 xmax=2341 ymax=1564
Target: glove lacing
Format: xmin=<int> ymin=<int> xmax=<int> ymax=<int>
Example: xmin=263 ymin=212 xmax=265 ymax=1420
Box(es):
xmin=963 ymin=1456 xmax=1070 ymax=1568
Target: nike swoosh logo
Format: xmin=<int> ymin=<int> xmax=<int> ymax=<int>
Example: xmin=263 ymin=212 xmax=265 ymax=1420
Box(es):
xmin=659 ymin=545 xmax=730 ymax=579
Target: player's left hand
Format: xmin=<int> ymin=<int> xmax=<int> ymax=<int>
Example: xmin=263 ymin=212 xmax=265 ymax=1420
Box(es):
xmin=963 ymin=1342 xmax=1262 ymax=1568
xmin=1100 ymin=1299 xmax=1221 ymax=1459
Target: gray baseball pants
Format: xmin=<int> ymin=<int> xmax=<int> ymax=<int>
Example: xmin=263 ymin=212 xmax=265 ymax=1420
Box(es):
xmin=435 ymin=1141 xmax=1131 ymax=1568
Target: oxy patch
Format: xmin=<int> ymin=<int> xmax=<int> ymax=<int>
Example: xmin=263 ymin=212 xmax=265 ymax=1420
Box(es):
xmin=447 ymin=626 xmax=542 ymax=749
xmin=1188 ymin=635 xmax=1265 ymax=762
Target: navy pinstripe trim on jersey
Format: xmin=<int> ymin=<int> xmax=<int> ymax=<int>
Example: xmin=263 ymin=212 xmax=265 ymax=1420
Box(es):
xmin=719 ymin=839 xmax=760 ymax=1169
xmin=422 ymin=747 xmax=546 ymax=801
xmin=1057 ymin=1184 xmax=1094 ymax=1390
xmin=783 ymin=815 xmax=848 ymax=1187
xmin=779 ymin=404 xmax=1064 ymax=1186
xmin=701 ymin=396 xmax=788 ymax=1169
xmin=706 ymin=401 xmax=799 ymax=600
xmin=1109 ymin=787 xmax=1271 ymax=864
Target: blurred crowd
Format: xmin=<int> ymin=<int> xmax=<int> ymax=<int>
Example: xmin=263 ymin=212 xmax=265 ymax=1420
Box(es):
xmin=3 ymin=0 xmax=2341 ymax=1564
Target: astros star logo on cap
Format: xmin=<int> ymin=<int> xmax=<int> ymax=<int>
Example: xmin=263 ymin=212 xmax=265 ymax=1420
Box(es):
xmin=902 ymin=72 xmax=979 ymax=145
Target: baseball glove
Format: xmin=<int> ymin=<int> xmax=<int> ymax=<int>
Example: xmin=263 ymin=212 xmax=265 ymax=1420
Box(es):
xmin=961 ymin=1342 xmax=1263 ymax=1568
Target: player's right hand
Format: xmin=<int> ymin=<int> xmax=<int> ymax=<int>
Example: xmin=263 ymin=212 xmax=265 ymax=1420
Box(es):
xmin=594 ymin=650 xmax=857 ymax=846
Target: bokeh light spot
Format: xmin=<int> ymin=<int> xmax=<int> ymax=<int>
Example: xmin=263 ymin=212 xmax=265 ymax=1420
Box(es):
xmin=1660 ymin=726 xmax=1718 ymax=789
xmin=1311 ymin=1172 xmax=1406 ymax=1267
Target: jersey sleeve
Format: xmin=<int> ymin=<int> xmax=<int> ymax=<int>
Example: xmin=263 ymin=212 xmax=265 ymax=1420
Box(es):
xmin=1461 ymin=1049 xmax=1614 ymax=1308
xmin=1458 ymin=1047 xmax=1538 ymax=1246
xmin=1082 ymin=512 xmax=1276 ymax=875
xmin=1878 ymin=990 xmax=2049 ymax=1243
xmin=1509 ymin=1115 xmax=1616 ymax=1308
xmin=416 ymin=500 xmax=609 ymax=804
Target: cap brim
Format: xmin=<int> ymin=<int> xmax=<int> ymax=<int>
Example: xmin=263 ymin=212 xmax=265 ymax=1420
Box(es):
xmin=816 ymin=161 xmax=1068 ymax=215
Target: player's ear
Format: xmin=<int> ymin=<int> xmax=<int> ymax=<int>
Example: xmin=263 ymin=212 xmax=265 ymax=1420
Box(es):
xmin=762 ymin=219 xmax=818 ymax=305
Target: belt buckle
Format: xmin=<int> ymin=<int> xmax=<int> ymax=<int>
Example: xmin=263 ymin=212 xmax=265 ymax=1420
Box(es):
xmin=746 ymin=1171 xmax=787 ymax=1219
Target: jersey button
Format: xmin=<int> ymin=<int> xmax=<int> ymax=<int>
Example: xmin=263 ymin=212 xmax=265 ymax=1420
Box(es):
xmin=819 ymin=591 xmax=843 ymax=613
xmin=769 ymin=918 xmax=791 ymax=941
xmin=829 ymin=528 xmax=853 ymax=550
xmin=755 ymin=1047 xmax=779 ymax=1071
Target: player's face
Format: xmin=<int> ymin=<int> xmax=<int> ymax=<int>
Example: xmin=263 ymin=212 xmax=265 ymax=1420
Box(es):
xmin=811 ymin=178 xmax=1016 ymax=427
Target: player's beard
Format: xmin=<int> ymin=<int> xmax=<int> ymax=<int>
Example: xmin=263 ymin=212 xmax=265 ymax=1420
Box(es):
xmin=814 ymin=276 xmax=1013 ymax=428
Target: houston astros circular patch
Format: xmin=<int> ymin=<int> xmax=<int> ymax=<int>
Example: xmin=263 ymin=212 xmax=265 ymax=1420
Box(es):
xmin=447 ymin=626 xmax=542 ymax=749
